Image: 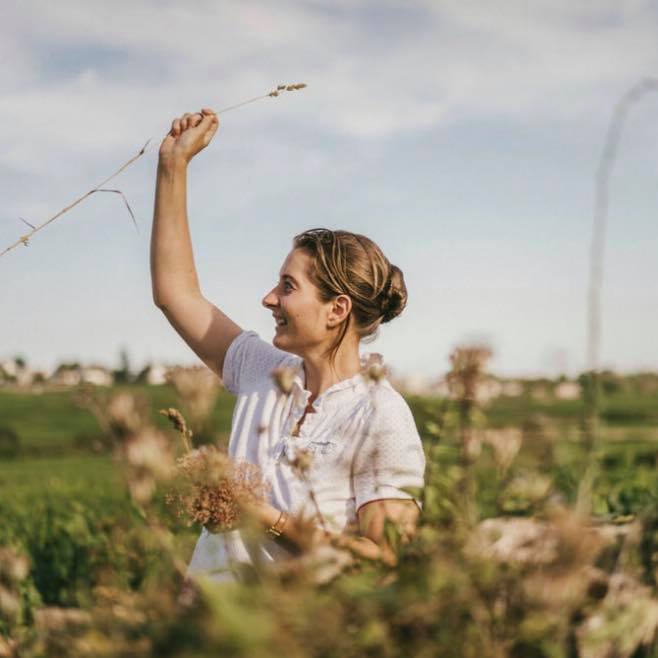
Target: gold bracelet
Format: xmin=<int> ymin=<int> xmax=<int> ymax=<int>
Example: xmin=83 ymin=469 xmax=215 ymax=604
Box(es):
xmin=266 ymin=510 xmax=289 ymax=538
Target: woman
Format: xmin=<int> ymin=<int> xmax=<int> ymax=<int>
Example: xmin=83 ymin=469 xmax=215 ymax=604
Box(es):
xmin=151 ymin=108 xmax=426 ymax=582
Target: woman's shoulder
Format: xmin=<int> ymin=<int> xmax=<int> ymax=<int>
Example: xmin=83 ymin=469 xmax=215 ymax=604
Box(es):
xmin=366 ymin=380 xmax=418 ymax=433
xmin=223 ymin=330 xmax=299 ymax=395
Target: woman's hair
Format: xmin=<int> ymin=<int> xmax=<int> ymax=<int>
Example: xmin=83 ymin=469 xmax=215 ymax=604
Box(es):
xmin=293 ymin=228 xmax=407 ymax=358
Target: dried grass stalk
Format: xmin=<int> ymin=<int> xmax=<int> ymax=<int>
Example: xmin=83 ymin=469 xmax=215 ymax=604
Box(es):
xmin=0 ymin=83 xmax=307 ymax=259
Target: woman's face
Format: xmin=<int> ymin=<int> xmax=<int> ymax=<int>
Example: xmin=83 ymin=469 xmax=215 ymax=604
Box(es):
xmin=261 ymin=249 xmax=334 ymax=355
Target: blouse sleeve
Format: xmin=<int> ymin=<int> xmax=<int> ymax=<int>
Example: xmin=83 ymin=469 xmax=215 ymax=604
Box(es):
xmin=222 ymin=330 xmax=294 ymax=395
xmin=352 ymin=387 xmax=426 ymax=514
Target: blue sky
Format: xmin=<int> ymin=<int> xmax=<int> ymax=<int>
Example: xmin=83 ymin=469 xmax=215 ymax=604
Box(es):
xmin=1 ymin=0 xmax=657 ymax=378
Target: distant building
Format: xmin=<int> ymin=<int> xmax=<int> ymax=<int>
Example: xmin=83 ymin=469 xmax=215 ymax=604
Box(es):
xmin=81 ymin=366 xmax=114 ymax=387
xmin=477 ymin=378 xmax=503 ymax=404
xmin=0 ymin=359 xmax=19 ymax=378
xmin=555 ymin=381 xmax=580 ymax=401
xmin=0 ymin=358 xmax=38 ymax=388
xmin=501 ymin=381 xmax=523 ymax=397
xmin=15 ymin=368 xmax=35 ymax=388
xmin=145 ymin=364 xmax=169 ymax=386
xmin=51 ymin=366 xmax=82 ymax=387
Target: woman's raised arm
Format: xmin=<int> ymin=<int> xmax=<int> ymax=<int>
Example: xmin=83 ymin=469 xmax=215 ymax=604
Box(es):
xmin=150 ymin=109 xmax=241 ymax=378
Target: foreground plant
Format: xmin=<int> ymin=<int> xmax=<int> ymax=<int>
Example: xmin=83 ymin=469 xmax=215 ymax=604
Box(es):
xmin=5 ymin=364 xmax=658 ymax=657
xmin=165 ymin=445 xmax=270 ymax=533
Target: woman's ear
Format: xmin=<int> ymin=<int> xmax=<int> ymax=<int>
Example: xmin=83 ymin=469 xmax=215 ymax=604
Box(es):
xmin=327 ymin=294 xmax=352 ymax=327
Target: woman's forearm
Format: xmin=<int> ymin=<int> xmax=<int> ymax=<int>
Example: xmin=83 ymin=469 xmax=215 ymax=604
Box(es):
xmin=244 ymin=501 xmax=396 ymax=566
xmin=150 ymin=156 xmax=202 ymax=307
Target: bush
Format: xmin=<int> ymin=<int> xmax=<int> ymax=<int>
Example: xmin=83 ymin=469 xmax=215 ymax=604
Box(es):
xmin=0 ymin=425 xmax=21 ymax=458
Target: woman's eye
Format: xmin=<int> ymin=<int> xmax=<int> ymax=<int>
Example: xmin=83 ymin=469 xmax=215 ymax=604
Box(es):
xmin=283 ymin=281 xmax=293 ymax=292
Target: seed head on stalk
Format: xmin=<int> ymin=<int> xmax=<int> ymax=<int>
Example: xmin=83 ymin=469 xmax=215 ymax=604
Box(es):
xmin=160 ymin=407 xmax=193 ymax=454
xmin=0 ymin=83 xmax=308 ymax=259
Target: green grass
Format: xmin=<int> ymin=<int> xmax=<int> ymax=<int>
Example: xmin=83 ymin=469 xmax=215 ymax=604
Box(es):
xmin=0 ymin=454 xmax=120 ymax=497
xmin=0 ymin=384 xmax=236 ymax=455
xmin=1 ymin=383 xmax=657 ymax=515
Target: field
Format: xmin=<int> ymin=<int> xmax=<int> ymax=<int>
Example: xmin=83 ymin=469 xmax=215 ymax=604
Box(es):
xmin=2 ymin=376 xmax=658 ymax=657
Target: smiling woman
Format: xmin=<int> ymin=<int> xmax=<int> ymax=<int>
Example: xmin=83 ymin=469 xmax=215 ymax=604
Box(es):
xmin=150 ymin=108 xmax=426 ymax=582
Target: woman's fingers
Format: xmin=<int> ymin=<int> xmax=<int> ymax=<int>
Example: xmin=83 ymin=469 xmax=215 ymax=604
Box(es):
xmin=171 ymin=111 xmax=211 ymax=136
xmin=166 ymin=108 xmax=218 ymax=157
xmin=201 ymin=113 xmax=220 ymax=145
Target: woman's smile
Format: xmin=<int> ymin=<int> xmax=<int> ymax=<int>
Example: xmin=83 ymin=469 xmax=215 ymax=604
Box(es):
xmin=273 ymin=313 xmax=288 ymax=329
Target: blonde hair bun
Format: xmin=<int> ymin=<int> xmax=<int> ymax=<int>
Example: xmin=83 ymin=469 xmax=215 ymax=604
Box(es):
xmin=380 ymin=265 xmax=407 ymax=323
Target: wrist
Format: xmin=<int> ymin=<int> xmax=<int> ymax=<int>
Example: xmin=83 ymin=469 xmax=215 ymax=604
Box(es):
xmin=158 ymin=153 xmax=189 ymax=172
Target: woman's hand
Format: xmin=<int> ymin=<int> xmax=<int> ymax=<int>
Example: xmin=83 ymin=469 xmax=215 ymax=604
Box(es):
xmin=159 ymin=108 xmax=219 ymax=165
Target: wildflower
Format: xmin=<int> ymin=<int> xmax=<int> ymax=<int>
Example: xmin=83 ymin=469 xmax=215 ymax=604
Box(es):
xmin=167 ymin=366 xmax=219 ymax=426
xmin=446 ymin=345 xmax=492 ymax=402
xmin=166 ymin=446 xmax=270 ymax=532
xmin=272 ymin=366 xmax=296 ymax=394
xmin=34 ymin=607 xmax=92 ymax=633
xmin=0 ymin=548 xmax=29 ymax=583
xmin=107 ymin=392 xmax=147 ymax=436
xmin=361 ymin=353 xmax=387 ymax=384
xmin=0 ymin=587 xmax=19 ymax=619
xmin=123 ymin=428 xmax=174 ymax=480
xmin=482 ymin=428 xmax=522 ymax=474
xmin=289 ymin=447 xmax=314 ymax=478
xmin=299 ymin=543 xmax=353 ymax=585
xmin=117 ymin=427 xmax=175 ymax=505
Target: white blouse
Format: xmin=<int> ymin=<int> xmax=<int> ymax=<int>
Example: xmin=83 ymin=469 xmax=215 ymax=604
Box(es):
xmin=187 ymin=330 xmax=426 ymax=582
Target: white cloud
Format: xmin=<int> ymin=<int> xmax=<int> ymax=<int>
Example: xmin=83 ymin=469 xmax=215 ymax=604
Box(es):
xmin=1 ymin=0 xmax=656 ymax=166
xmin=2 ymin=1 xmax=658 ymax=374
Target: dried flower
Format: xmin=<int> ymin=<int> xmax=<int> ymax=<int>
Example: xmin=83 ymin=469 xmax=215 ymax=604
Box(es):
xmin=166 ymin=446 xmax=270 ymax=532
xmin=0 ymin=548 xmax=29 ymax=584
xmin=123 ymin=428 xmax=174 ymax=480
xmin=272 ymin=366 xmax=296 ymax=395
xmin=0 ymin=587 xmax=19 ymax=619
xmin=446 ymin=345 xmax=493 ymax=402
xmin=298 ymin=543 xmax=353 ymax=585
xmin=34 ymin=607 xmax=92 ymax=633
xmin=289 ymin=447 xmax=314 ymax=478
xmin=107 ymin=392 xmax=148 ymax=436
xmin=160 ymin=407 xmax=193 ymax=453
xmin=0 ymin=635 xmax=17 ymax=657
xmin=482 ymin=428 xmax=522 ymax=473
xmin=269 ymin=82 xmax=307 ymax=97
xmin=361 ymin=353 xmax=388 ymax=384
xmin=578 ymin=572 xmax=658 ymax=658
xmin=167 ymin=366 xmax=219 ymax=426
xmin=117 ymin=427 xmax=175 ymax=505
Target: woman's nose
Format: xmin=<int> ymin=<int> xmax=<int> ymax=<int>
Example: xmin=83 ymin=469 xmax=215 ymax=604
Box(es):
xmin=262 ymin=288 xmax=278 ymax=309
